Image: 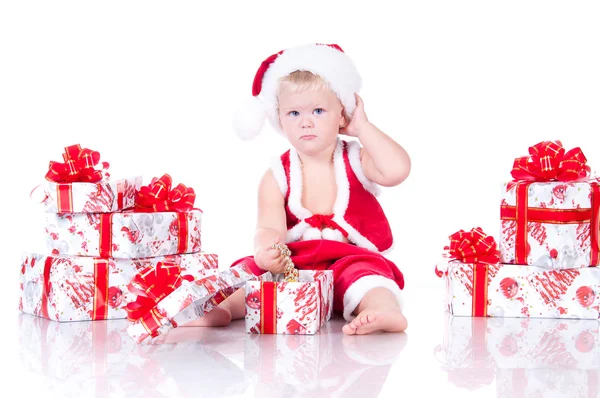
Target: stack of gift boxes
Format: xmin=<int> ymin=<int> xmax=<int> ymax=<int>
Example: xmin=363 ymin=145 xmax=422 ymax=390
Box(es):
xmin=436 ymin=140 xmax=600 ymax=396
xmin=19 ymin=144 xmax=334 ymax=344
xmin=19 ymin=144 xmax=220 ymax=323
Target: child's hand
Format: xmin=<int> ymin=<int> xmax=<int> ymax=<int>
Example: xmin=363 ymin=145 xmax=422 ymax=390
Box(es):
xmin=254 ymin=237 xmax=290 ymax=274
xmin=340 ymin=94 xmax=369 ymax=138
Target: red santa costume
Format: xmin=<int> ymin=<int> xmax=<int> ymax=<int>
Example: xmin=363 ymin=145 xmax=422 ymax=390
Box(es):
xmin=231 ymin=43 xmax=405 ymax=320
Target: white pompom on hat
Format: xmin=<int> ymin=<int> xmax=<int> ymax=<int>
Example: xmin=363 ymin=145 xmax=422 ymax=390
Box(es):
xmin=233 ymin=43 xmax=362 ymax=140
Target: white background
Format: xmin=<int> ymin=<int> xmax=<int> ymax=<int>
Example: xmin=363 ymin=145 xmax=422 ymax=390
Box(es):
xmin=1 ymin=1 xmax=599 ymax=396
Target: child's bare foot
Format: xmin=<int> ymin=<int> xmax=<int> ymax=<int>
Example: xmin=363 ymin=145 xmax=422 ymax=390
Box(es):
xmin=180 ymin=306 xmax=233 ymax=327
xmin=342 ymin=307 xmax=407 ymax=335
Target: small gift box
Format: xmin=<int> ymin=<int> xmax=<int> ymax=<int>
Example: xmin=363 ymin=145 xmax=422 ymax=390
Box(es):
xmin=37 ymin=144 xmax=142 ymax=213
xmin=244 ymin=270 xmax=334 ymax=335
xmin=43 ymin=174 xmax=202 ymax=258
xmin=437 ymin=227 xmax=600 ymax=320
xmin=127 ymin=263 xmax=258 ymax=344
xmin=19 ymin=252 xmax=219 ymax=322
xmin=499 ymin=140 xmax=600 ymax=269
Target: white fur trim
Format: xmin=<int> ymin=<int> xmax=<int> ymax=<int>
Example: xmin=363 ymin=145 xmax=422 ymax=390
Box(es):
xmin=286 ymin=147 xmax=313 ymax=221
xmin=347 ymin=140 xmax=381 ymax=197
xmin=302 ymin=227 xmax=322 ymax=241
xmin=260 ymin=44 xmax=362 ymax=134
xmin=342 ymin=275 xmax=404 ymax=321
xmin=286 ymin=220 xmax=309 ymax=243
xmin=270 ymin=156 xmax=288 ymax=197
xmin=232 ymin=96 xmax=267 ymax=140
xmin=331 ymin=140 xmax=379 ymax=252
xmin=321 ymin=227 xmax=344 ymax=242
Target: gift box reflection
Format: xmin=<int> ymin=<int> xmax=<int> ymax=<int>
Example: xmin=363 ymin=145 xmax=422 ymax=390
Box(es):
xmin=438 ymin=312 xmax=600 ymax=369
xmin=18 ymin=314 xmax=248 ymax=397
xmin=436 ymin=312 xmax=600 ymax=394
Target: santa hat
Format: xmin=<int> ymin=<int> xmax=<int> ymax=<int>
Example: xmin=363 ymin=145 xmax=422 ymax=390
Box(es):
xmin=233 ymin=43 xmax=362 ymax=140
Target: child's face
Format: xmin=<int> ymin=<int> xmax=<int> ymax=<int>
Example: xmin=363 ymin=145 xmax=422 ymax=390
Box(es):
xmin=278 ymin=86 xmax=345 ymax=154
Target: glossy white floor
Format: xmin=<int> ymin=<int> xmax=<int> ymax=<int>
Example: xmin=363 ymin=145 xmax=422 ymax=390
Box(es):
xmin=12 ymin=286 xmax=599 ymax=398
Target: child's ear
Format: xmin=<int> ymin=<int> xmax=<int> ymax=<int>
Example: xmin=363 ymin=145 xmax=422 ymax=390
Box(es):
xmin=339 ymin=110 xmax=348 ymax=128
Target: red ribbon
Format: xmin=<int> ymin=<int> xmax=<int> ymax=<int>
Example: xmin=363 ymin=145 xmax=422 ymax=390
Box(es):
xmin=260 ymin=281 xmax=277 ymax=334
xmin=445 ymin=227 xmax=500 ymax=265
xmin=45 ymin=144 xmax=109 ymax=183
xmin=505 ymin=141 xmax=598 ymax=265
xmin=125 ymin=262 xmax=193 ymax=337
xmin=442 ymin=228 xmax=500 ymax=317
xmin=510 ymin=140 xmax=590 ymax=183
xmin=135 ymin=174 xmax=196 ymax=212
xmin=41 ymin=256 xmax=109 ymax=320
xmin=304 ymin=214 xmax=349 ymax=237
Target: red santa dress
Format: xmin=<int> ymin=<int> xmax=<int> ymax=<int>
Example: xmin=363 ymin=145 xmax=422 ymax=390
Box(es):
xmin=231 ymin=138 xmax=405 ymax=320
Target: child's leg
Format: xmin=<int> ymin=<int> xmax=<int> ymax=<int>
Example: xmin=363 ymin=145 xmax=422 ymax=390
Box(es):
xmin=342 ymin=286 xmax=407 ymax=335
xmin=181 ymin=288 xmax=246 ymax=327
xmin=328 ymin=255 xmax=407 ymax=335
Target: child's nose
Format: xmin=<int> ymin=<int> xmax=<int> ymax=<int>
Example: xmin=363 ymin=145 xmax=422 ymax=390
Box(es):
xmin=300 ymin=115 xmax=314 ymax=128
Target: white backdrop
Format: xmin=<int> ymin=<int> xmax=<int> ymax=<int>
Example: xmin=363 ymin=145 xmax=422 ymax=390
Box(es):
xmin=1 ymin=1 xmax=599 ymax=394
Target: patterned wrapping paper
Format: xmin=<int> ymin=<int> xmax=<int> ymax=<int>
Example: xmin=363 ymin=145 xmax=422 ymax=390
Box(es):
xmin=40 ymin=176 xmax=142 ymax=214
xmin=438 ymin=313 xmax=600 ymax=370
xmin=500 ymin=180 xmax=600 ymax=269
xmin=496 ymin=369 xmax=599 ymax=398
xmin=442 ymin=259 xmax=600 ymax=320
xmin=243 ymin=321 xmax=334 ymax=388
xmin=499 ymin=140 xmax=599 ymax=269
xmin=43 ymin=209 xmax=202 ymax=258
xmin=127 ymin=263 xmax=258 ymax=344
xmin=244 ymin=270 xmax=334 ymax=335
xmin=19 ymin=252 xmax=219 ymax=322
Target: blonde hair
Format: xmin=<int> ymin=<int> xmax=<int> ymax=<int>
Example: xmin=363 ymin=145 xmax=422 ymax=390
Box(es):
xmin=276 ymin=70 xmax=347 ymax=125
xmin=278 ymin=70 xmax=329 ymax=94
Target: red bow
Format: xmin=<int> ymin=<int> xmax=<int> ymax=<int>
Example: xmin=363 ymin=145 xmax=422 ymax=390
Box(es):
xmin=510 ymin=140 xmax=590 ymax=182
xmin=125 ymin=261 xmax=193 ymax=324
xmin=45 ymin=144 xmax=109 ymax=183
xmin=135 ymin=174 xmax=196 ymax=212
xmin=304 ymin=214 xmax=349 ymax=237
xmin=444 ymin=227 xmax=500 ymax=265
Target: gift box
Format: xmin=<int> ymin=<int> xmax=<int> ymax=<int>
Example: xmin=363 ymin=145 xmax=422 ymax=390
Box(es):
xmin=438 ymin=313 xmax=600 ymax=370
xmin=39 ymin=176 xmax=142 ymax=214
xmin=43 ymin=209 xmax=202 ymax=258
xmin=499 ymin=140 xmax=599 ymax=269
xmin=39 ymin=144 xmax=142 ymax=214
xmin=43 ymin=173 xmax=202 ymax=258
xmin=497 ymin=369 xmax=599 ymax=398
xmin=244 ymin=270 xmax=334 ymax=335
xmin=244 ymin=322 xmax=334 ymax=389
xmin=437 ymin=228 xmax=600 ymax=320
xmin=127 ymin=263 xmax=258 ymax=344
xmin=19 ymin=252 xmax=219 ymax=322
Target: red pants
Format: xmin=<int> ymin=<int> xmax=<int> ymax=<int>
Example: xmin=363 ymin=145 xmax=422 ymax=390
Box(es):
xmin=231 ymin=240 xmax=405 ymax=320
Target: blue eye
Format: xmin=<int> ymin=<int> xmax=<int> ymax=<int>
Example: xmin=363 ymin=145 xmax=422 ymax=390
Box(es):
xmin=314 ymin=108 xmax=324 ymax=115
xmin=289 ymin=111 xmax=299 ymax=117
